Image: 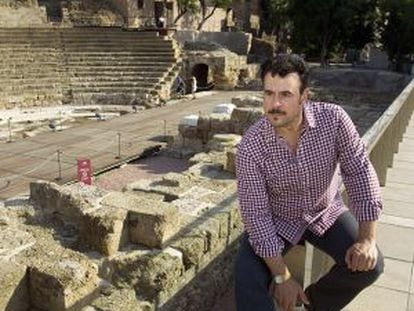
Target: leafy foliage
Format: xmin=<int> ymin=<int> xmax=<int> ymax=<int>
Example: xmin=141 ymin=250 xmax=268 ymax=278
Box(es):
xmin=197 ymin=0 xmax=232 ymax=30
xmin=378 ymin=0 xmax=414 ymax=64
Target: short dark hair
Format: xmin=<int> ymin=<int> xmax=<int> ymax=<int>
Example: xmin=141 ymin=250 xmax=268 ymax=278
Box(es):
xmin=260 ymin=54 xmax=309 ymax=93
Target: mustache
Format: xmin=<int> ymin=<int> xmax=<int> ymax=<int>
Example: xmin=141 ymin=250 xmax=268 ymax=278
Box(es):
xmin=267 ymin=108 xmax=286 ymax=115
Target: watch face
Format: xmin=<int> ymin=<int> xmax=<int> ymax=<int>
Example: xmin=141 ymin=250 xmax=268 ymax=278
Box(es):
xmin=273 ymin=275 xmax=284 ymax=284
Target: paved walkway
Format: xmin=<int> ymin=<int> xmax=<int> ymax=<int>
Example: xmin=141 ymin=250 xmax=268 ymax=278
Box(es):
xmin=0 ymin=91 xmax=254 ymax=200
xmin=345 ymin=116 xmax=414 ymax=310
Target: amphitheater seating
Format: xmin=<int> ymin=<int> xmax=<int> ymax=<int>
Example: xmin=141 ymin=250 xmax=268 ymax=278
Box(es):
xmin=0 ymin=27 xmax=180 ymax=108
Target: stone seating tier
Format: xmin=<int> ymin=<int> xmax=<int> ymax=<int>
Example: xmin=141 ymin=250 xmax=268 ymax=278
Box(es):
xmin=0 ymin=28 xmax=180 ymax=108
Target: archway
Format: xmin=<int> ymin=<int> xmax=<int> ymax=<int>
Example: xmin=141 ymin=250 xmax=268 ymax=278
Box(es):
xmin=191 ymin=63 xmax=209 ymax=90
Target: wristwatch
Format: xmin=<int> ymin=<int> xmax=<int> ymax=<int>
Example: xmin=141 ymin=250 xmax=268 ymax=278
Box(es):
xmin=272 ymin=269 xmax=292 ymax=285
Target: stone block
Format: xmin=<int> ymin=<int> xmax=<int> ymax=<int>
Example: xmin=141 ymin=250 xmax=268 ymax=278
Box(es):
xmin=81 ymin=206 xmax=128 ymax=256
xmin=171 ymin=235 xmax=206 ymax=269
xmin=186 ymin=162 xmax=225 ymax=180
xmin=226 ymin=147 xmax=237 ymax=174
xmin=209 ymin=113 xmax=234 ymax=135
xmin=231 ymin=107 xmax=263 ymax=135
xmin=178 ymin=214 xmax=222 ymax=255
xmin=231 ymin=94 xmax=263 ymax=107
xmin=29 ymin=255 xmax=100 ymax=311
xmin=102 ymin=192 xmax=179 ymax=248
xmin=125 ymin=173 xmax=196 ymax=202
xmin=0 ymin=260 xmax=29 ymax=311
xmin=29 ymin=181 xmax=91 ymax=223
xmin=178 ymin=123 xmax=199 ymax=139
xmin=110 ymin=249 xmax=184 ymax=301
xmin=86 ymin=288 xmax=154 ymax=311
xmin=208 ymin=134 xmax=241 ymax=152
xmin=0 ymin=226 xmax=36 ymax=261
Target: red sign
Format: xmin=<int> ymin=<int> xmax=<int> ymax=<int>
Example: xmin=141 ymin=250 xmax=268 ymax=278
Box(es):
xmin=77 ymin=159 xmax=93 ymax=185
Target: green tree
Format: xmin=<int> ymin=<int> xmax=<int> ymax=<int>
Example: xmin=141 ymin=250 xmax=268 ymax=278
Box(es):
xmin=197 ymin=0 xmax=232 ymax=30
xmin=260 ymin=0 xmax=291 ymax=52
xmin=289 ymin=0 xmax=377 ymax=66
xmin=379 ymin=0 xmax=414 ymax=67
xmin=174 ymin=0 xmax=199 ymax=24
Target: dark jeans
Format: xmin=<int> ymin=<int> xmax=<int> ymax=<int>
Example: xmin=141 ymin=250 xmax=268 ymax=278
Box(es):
xmin=235 ymin=211 xmax=384 ymax=311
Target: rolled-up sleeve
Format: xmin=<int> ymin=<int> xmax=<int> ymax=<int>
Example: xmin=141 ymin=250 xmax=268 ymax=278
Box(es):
xmin=236 ymin=144 xmax=285 ymax=257
xmin=336 ymin=107 xmax=383 ymax=221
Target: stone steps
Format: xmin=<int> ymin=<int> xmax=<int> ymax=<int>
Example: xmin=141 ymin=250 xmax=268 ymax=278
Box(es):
xmin=67 ymin=65 xmax=171 ymax=72
xmin=65 ymin=60 xmax=176 ymax=66
xmin=70 ymin=81 xmax=161 ymax=90
xmin=0 ymin=77 xmax=66 ymax=85
xmin=0 ymin=28 xmax=180 ymax=106
xmin=70 ymin=87 xmax=159 ymax=94
xmin=62 ymin=47 xmax=174 ymax=53
xmin=0 ymin=85 xmax=66 ymax=93
xmin=69 ymin=76 xmax=161 ymax=83
xmin=69 ymin=72 xmax=164 ymax=79
xmin=65 ymin=55 xmax=176 ymax=62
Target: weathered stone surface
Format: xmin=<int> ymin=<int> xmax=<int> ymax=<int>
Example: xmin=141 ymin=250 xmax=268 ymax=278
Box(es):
xmin=102 ymin=192 xmax=179 ymax=248
xmin=186 ymin=162 xmax=231 ymax=180
xmin=166 ymin=136 xmax=206 ymax=158
xmin=185 ymin=49 xmax=245 ymax=90
xmin=30 ymin=181 xmax=92 ymax=223
xmin=231 ymin=94 xmax=263 ymax=108
xmin=171 ymin=235 xmax=206 ymax=269
xmin=110 ymin=249 xmax=184 ymax=301
xmin=29 ymin=254 xmax=100 ymax=311
xmin=85 ymin=288 xmax=154 ymax=311
xmin=231 ymin=107 xmax=263 ymax=134
xmin=126 ymin=172 xmax=198 ymax=201
xmin=209 ymin=113 xmax=234 ymax=134
xmin=0 ymin=226 xmax=36 ymax=261
xmin=172 ymin=196 xmax=214 ymax=216
xmin=208 ymin=133 xmax=241 ymax=152
xmin=179 ymin=214 xmax=222 ymax=254
xmin=226 ymin=147 xmax=237 ymax=174
xmin=81 ymin=206 xmax=128 ymax=256
xmin=64 ymin=1 xmax=124 ymax=27
xmin=178 ymin=124 xmax=199 ymax=139
xmin=160 ymin=240 xmax=239 ymax=311
xmin=0 ymin=260 xmax=29 ymax=311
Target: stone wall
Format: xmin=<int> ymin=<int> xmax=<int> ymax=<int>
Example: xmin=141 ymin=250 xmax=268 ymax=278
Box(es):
xmin=62 ymin=0 xmax=124 ymax=27
xmin=0 ymin=144 xmax=245 ymax=310
xmin=184 ymin=49 xmax=247 ymax=90
xmin=176 ymin=30 xmax=252 ymax=56
xmin=311 ymin=68 xmax=412 ymax=93
xmin=0 ymin=3 xmax=48 ymax=27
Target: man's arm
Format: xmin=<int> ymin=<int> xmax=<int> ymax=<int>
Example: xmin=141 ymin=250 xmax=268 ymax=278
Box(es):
xmin=235 ymin=144 xmax=285 ymax=257
xmin=336 ymin=107 xmax=382 ymax=271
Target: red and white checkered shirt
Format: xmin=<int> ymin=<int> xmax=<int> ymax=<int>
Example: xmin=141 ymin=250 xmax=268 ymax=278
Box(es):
xmin=236 ymin=101 xmax=382 ymax=257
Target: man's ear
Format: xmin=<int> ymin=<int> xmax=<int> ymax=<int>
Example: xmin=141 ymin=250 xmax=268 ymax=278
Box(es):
xmin=301 ymin=87 xmax=310 ymax=103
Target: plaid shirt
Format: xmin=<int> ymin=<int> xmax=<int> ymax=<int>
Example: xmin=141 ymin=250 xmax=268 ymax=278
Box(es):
xmin=236 ymin=101 xmax=382 ymax=257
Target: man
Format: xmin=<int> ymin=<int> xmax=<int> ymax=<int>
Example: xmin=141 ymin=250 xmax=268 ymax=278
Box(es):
xmin=191 ymin=76 xmax=197 ymax=100
xmin=235 ymin=54 xmax=384 ymax=311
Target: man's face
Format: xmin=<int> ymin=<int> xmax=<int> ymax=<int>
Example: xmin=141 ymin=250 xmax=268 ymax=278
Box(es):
xmin=263 ymin=72 xmax=308 ymax=130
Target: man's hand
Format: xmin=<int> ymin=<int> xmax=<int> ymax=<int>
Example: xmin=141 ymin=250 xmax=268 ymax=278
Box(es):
xmin=345 ymin=239 xmax=378 ymax=272
xmin=270 ymin=278 xmax=309 ymax=311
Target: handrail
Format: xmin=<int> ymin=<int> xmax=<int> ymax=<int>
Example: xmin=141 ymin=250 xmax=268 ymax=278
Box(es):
xmin=363 ymin=78 xmax=414 ymax=153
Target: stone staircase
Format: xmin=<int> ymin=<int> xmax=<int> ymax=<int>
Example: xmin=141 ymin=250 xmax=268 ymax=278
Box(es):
xmin=0 ymin=28 xmax=69 ymax=109
xmin=0 ymin=27 xmax=181 ymax=109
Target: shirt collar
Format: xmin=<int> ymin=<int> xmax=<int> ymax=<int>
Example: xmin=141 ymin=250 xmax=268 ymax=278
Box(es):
xmin=303 ymin=101 xmax=316 ymax=129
